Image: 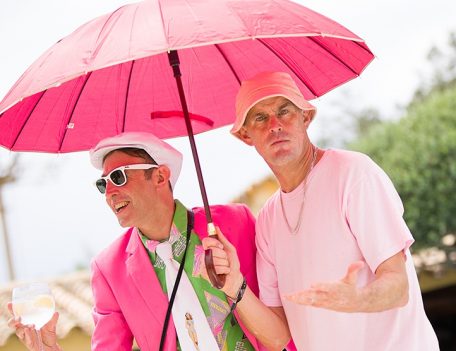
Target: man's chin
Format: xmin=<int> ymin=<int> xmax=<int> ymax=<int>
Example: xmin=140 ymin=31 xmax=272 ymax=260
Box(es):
xmin=116 ymin=216 xmax=132 ymax=228
xmin=268 ymin=151 xmax=295 ymax=166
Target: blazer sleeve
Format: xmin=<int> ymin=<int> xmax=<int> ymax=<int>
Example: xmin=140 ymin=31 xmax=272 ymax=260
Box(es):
xmin=194 ymin=203 xmax=261 ymax=350
xmin=193 ymin=203 xmax=258 ymax=294
xmin=234 ymin=204 xmax=259 ymax=296
xmin=90 ymin=259 xmax=134 ymax=351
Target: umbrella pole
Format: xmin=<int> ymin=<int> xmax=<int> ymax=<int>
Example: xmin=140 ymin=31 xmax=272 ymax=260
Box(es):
xmin=168 ymin=50 xmax=226 ymax=289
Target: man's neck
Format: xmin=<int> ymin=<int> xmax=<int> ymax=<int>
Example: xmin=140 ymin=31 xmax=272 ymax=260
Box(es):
xmin=139 ymin=199 xmax=175 ymax=241
xmin=273 ymin=145 xmax=318 ymax=193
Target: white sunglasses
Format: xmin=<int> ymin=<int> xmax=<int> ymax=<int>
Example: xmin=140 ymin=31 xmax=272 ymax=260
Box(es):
xmin=95 ymin=164 xmax=158 ymax=194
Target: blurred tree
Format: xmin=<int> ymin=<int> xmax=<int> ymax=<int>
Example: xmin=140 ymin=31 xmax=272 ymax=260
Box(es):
xmin=351 ymin=107 xmax=383 ymax=139
xmin=350 ymin=86 xmax=456 ymax=249
xmin=412 ymin=31 xmax=456 ymax=105
xmin=0 ymin=154 xmax=20 ymax=280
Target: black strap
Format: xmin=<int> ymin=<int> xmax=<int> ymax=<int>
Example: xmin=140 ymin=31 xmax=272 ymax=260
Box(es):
xmin=159 ymin=210 xmax=194 ymax=351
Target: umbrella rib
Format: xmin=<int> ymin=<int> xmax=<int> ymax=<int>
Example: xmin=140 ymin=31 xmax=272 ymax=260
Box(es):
xmin=94 ymin=5 xmax=128 ymax=44
xmin=257 ymin=38 xmax=318 ymax=97
xmin=156 ymin=0 xmax=171 ymax=48
xmin=122 ymin=60 xmax=136 ymax=132
xmin=352 ymin=40 xmax=376 ymax=74
xmin=58 ymin=72 xmax=92 ymax=151
xmin=213 ymin=44 xmax=242 ymax=85
xmin=9 ymin=92 xmax=47 ymax=150
xmin=308 ymin=36 xmax=358 ymax=76
xmin=305 ymin=36 xmax=375 ymax=96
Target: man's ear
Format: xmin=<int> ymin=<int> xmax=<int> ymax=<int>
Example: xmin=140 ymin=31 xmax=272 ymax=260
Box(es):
xmin=155 ymin=165 xmax=171 ymax=187
xmin=238 ymin=127 xmax=254 ymax=146
xmin=302 ymin=110 xmax=312 ymax=128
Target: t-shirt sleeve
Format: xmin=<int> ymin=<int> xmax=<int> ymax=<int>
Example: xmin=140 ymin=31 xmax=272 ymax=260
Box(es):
xmin=255 ymin=210 xmax=282 ymax=307
xmin=345 ymin=159 xmax=414 ymax=273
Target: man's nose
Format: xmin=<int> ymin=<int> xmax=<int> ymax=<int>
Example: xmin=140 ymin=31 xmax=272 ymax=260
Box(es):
xmin=269 ymin=114 xmax=282 ymax=133
xmin=105 ymin=180 xmax=118 ymax=196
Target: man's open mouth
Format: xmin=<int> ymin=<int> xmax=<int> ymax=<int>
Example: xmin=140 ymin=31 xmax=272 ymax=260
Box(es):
xmin=114 ymin=201 xmax=129 ymax=213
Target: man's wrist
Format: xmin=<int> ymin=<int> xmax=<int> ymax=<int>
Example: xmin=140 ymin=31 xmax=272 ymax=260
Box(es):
xmin=229 ymin=276 xmax=247 ymax=313
xmin=226 ymin=274 xmax=245 ymax=300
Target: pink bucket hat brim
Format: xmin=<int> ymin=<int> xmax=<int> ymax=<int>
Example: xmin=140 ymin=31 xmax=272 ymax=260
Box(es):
xmin=231 ymin=72 xmax=316 ymax=138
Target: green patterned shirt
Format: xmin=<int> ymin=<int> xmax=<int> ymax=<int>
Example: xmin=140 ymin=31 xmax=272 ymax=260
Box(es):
xmin=139 ymin=200 xmax=253 ymax=351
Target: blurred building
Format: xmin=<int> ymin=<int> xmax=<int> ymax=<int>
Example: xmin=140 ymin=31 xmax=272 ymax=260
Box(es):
xmin=232 ymin=175 xmax=279 ymax=216
xmin=0 ymin=271 xmax=92 ymax=351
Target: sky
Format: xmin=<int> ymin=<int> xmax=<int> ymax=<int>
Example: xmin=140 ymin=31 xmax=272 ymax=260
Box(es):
xmin=0 ymin=0 xmax=455 ymax=284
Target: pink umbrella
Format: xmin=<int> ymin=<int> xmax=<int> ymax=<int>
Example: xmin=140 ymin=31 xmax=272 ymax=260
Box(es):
xmin=0 ymin=0 xmax=374 ymax=286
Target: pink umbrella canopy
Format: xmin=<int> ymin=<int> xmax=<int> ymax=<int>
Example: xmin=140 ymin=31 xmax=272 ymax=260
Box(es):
xmin=0 ymin=0 xmax=374 ymax=153
xmin=0 ymin=0 xmax=374 ymax=288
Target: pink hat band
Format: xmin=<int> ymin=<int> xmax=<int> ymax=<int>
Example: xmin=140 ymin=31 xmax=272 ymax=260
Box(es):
xmin=231 ymin=72 xmax=316 ymax=137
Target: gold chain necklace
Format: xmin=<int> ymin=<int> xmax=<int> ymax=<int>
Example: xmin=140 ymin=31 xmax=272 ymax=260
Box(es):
xmin=279 ymin=145 xmax=318 ymax=235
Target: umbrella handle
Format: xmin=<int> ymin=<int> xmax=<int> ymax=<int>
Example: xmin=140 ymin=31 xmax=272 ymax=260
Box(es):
xmin=205 ymin=223 xmax=226 ymax=289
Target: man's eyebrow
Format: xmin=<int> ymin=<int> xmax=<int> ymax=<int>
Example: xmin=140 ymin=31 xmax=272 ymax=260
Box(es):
xmin=252 ymin=109 xmax=266 ymax=116
xmin=246 ymin=108 xmax=264 ymax=120
xmin=278 ymin=101 xmax=294 ymax=109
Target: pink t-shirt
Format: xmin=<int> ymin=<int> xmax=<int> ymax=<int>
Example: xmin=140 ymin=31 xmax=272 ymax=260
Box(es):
xmin=256 ymin=149 xmax=439 ymax=351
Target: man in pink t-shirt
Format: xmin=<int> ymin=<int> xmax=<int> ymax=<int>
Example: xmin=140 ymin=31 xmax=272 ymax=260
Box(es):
xmin=204 ymin=72 xmax=439 ymax=350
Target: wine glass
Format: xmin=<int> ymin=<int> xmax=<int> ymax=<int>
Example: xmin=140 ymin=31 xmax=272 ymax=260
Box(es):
xmin=12 ymin=282 xmax=55 ymax=350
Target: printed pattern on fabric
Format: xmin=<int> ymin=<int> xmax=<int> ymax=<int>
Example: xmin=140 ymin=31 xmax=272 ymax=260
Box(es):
xmin=139 ymin=200 xmax=254 ymax=351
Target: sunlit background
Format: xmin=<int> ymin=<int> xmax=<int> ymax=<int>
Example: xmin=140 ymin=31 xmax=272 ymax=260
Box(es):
xmin=0 ymin=0 xmax=455 ymax=349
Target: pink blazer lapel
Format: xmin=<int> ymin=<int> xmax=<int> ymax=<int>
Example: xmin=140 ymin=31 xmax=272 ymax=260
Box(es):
xmin=125 ymin=229 xmax=178 ymax=350
xmin=125 ymin=229 xmax=169 ymax=324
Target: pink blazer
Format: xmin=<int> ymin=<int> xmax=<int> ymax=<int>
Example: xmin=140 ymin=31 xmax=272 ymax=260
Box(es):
xmin=90 ymin=204 xmax=260 ymax=350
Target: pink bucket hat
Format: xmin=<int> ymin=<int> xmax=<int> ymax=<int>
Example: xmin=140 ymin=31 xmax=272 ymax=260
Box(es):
xmin=90 ymin=132 xmax=183 ymax=188
xmin=231 ymin=72 xmax=316 ymax=138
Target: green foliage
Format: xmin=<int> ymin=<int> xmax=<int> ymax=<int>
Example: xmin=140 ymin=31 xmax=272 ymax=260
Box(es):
xmin=350 ymin=87 xmax=456 ymax=249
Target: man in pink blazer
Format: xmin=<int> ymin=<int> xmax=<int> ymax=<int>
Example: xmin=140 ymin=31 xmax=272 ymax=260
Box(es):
xmin=8 ymin=132 xmax=263 ymax=351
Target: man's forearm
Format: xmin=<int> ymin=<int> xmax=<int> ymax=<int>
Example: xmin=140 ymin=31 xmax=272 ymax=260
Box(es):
xmin=285 ymin=253 xmax=409 ymax=313
xmin=235 ymin=287 xmax=290 ymax=351
xmin=359 ymin=269 xmax=409 ymax=312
